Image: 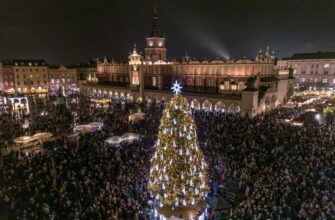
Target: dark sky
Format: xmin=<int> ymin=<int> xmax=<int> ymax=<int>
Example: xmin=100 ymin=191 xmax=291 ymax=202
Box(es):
xmin=0 ymin=0 xmax=335 ymax=64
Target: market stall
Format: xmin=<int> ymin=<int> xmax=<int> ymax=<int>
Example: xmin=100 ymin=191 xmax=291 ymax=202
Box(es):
xmin=128 ymin=112 xmax=146 ymax=122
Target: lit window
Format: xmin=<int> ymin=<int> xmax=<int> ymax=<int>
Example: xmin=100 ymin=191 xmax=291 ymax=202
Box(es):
xmin=333 ymin=78 xmax=335 ymax=84
xmin=301 ymin=77 xmax=305 ymax=83
xmin=132 ymin=72 xmax=139 ymax=85
xmin=51 ymin=79 xmax=55 ymax=83
xmin=322 ymin=78 xmax=328 ymax=83
xmin=152 ymin=77 xmax=157 ymax=86
xmin=231 ymin=85 xmax=237 ymax=90
xmin=219 ymin=84 xmax=224 ymax=90
xmin=324 ymin=64 xmax=330 ymax=68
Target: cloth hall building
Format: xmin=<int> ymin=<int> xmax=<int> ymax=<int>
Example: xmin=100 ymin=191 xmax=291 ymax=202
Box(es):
xmin=80 ymin=8 xmax=293 ymax=117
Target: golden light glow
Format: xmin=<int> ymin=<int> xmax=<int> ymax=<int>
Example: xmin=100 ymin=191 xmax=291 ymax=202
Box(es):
xmin=148 ymin=95 xmax=208 ymax=207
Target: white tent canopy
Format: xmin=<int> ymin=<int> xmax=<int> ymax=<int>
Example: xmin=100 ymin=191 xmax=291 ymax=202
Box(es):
xmin=121 ymin=133 xmax=140 ymax=142
xmin=74 ymin=125 xmax=93 ymax=133
xmin=129 ymin=112 xmax=146 ymax=122
xmin=74 ymin=122 xmax=104 ymax=133
xmin=32 ymin=132 xmax=53 ymax=142
xmin=14 ymin=132 xmax=53 ymax=145
xmin=88 ymin=122 xmax=104 ymax=130
xmin=105 ymin=136 xmax=123 ymax=145
xmin=105 ymin=133 xmax=140 ymax=145
xmin=14 ymin=136 xmax=34 ymax=145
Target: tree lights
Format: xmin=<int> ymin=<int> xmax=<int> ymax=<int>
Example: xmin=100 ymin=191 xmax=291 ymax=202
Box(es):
xmin=148 ymin=88 xmax=208 ymax=213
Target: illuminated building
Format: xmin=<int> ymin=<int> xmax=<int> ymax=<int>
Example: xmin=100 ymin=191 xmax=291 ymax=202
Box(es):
xmin=49 ymin=65 xmax=78 ymax=95
xmin=81 ymin=7 xmax=292 ymax=117
xmin=277 ymin=52 xmax=335 ymax=91
xmin=0 ymin=62 xmax=3 ymax=91
xmin=1 ymin=60 xmax=15 ymax=94
xmin=12 ymin=59 xmax=49 ymax=94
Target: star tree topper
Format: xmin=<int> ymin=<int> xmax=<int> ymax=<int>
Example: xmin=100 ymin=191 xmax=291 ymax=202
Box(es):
xmin=171 ymin=81 xmax=182 ymax=95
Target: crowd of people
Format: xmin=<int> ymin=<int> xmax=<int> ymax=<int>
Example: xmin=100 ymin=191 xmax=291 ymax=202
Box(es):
xmin=0 ymin=95 xmax=334 ymax=219
xmin=0 ymin=97 xmax=162 ymax=219
xmin=195 ymin=108 xmax=335 ymax=219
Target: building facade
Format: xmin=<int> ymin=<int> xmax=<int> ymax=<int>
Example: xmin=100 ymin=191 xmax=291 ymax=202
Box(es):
xmin=0 ymin=62 xmax=3 ymax=92
xmin=80 ymin=7 xmax=292 ymax=117
xmin=2 ymin=60 xmax=15 ymax=94
xmin=12 ymin=59 xmax=49 ymax=94
xmin=49 ymin=65 xmax=78 ymax=95
xmin=277 ymin=52 xmax=335 ymax=91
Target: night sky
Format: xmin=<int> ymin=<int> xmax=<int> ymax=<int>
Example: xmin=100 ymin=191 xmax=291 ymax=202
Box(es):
xmin=0 ymin=0 xmax=334 ymax=64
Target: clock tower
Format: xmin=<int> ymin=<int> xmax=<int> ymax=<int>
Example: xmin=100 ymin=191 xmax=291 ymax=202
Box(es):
xmin=145 ymin=5 xmax=167 ymax=62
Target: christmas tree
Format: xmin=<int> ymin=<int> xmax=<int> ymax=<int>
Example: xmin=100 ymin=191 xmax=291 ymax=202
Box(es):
xmin=149 ymin=81 xmax=208 ymax=218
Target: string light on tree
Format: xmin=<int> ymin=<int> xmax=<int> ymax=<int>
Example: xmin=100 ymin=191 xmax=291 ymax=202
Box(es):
xmin=148 ymin=82 xmax=208 ymax=219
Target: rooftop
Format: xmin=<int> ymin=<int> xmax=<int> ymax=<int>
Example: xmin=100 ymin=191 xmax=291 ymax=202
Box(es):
xmin=12 ymin=59 xmax=47 ymax=67
xmin=283 ymin=51 xmax=335 ymax=60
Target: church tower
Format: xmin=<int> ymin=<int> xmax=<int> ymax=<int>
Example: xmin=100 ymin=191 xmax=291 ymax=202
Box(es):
xmin=145 ymin=5 xmax=167 ymax=62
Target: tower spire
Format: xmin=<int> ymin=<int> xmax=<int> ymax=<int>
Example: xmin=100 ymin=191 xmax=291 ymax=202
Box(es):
xmin=133 ymin=42 xmax=137 ymax=52
xmin=154 ymin=2 xmax=158 ymax=17
xmin=150 ymin=3 xmax=161 ymax=37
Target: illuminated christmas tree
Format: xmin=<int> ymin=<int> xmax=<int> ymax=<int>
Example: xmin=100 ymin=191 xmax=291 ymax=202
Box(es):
xmin=149 ymin=81 xmax=208 ymax=219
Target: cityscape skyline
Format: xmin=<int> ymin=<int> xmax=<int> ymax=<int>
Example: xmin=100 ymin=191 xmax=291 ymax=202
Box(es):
xmin=0 ymin=0 xmax=335 ymax=64
xmin=0 ymin=1 xmax=335 ymax=219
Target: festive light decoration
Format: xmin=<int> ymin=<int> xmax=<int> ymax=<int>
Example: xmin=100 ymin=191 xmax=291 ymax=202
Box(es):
xmin=171 ymin=80 xmax=183 ymax=95
xmin=148 ymin=94 xmax=208 ymax=208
